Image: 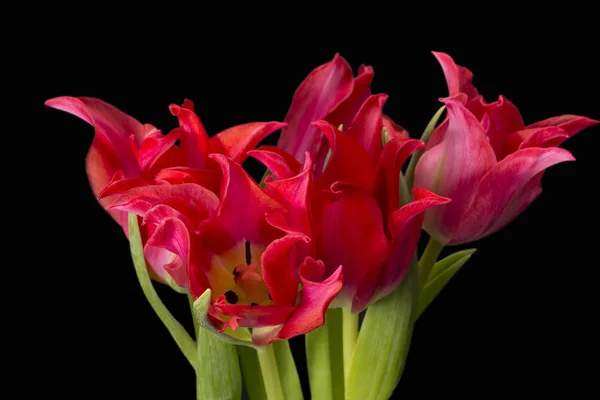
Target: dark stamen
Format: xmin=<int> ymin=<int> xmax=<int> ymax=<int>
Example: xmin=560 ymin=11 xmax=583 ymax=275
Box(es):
xmin=268 ymin=293 xmax=272 ymax=301
xmin=245 ymin=240 xmax=251 ymax=265
xmin=251 ymin=302 xmax=259 ymax=306
xmin=225 ymin=290 xmax=239 ymax=304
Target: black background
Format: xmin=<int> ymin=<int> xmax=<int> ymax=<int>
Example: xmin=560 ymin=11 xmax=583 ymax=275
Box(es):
xmin=8 ymin=10 xmax=599 ymax=399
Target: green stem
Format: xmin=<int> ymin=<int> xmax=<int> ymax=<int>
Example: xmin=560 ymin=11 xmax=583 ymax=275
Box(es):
xmin=237 ymin=346 xmax=267 ymax=400
xmin=272 ymin=341 xmax=303 ymax=400
xmin=257 ymin=345 xmax=284 ymax=400
xmin=188 ymin=294 xmax=200 ymax=339
xmin=342 ymin=308 xmax=358 ymax=382
xmin=128 ymin=214 xmax=197 ymax=370
xmin=405 ymin=106 xmax=446 ymax=190
xmin=306 ymin=322 xmax=333 ymax=400
xmin=345 ymin=257 xmax=419 ymax=400
xmin=418 ymin=237 xmax=444 ymax=292
xmin=326 ymin=309 xmax=345 ymax=400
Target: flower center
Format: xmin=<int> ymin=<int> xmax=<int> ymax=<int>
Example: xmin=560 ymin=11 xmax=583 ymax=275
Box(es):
xmin=208 ymin=240 xmax=272 ymax=305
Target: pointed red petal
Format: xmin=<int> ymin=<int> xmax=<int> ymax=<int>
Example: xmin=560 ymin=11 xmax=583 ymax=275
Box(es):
xmin=169 ymin=102 xmax=211 ymax=168
xmin=138 ymin=129 xmax=181 ymax=173
xmin=211 ymin=122 xmax=286 ymax=164
xmin=432 ymin=52 xmax=479 ymax=100
xmin=382 ymin=114 xmax=409 ymax=139
xmin=527 ymin=114 xmax=599 ymax=137
xmin=248 ymin=146 xmax=302 ymax=180
xmin=326 ymin=64 xmax=375 ymax=130
xmin=347 ymin=94 xmax=388 ymax=162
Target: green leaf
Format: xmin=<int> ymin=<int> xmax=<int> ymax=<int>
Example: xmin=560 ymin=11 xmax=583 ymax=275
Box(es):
xmin=196 ymin=324 xmax=242 ymax=400
xmin=346 ymin=258 xmax=418 ymax=400
xmin=417 ymin=249 xmax=476 ymax=318
xmin=192 ymin=289 xmax=260 ymax=349
xmin=127 ymin=213 xmax=197 ymax=370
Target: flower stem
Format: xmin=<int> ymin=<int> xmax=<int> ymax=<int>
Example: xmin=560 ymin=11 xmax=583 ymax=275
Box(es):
xmin=272 ymin=341 xmax=303 ymax=400
xmin=128 ymin=214 xmax=197 ymax=370
xmin=257 ymin=344 xmax=284 ymax=400
xmin=342 ymin=308 xmax=358 ymax=382
xmin=418 ymin=237 xmax=444 ymax=292
xmin=237 ymin=346 xmax=267 ymax=400
xmin=405 ymin=106 xmax=446 ymax=190
xmin=306 ymin=322 xmax=333 ymax=400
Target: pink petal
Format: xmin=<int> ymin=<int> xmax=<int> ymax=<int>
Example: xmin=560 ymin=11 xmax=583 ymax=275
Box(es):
xmin=107 ymin=183 xmax=219 ymax=225
xmin=202 ymin=154 xmax=283 ymax=252
xmin=382 ymin=115 xmax=409 ymax=139
xmin=312 ymin=183 xmax=389 ymax=308
xmin=138 ymin=129 xmax=181 ymax=174
xmin=415 ymin=98 xmax=497 ymax=243
xmin=153 ymin=168 xmax=221 ymax=194
xmin=326 ymin=64 xmax=375 ymax=130
xmin=480 ymin=95 xmax=525 ymax=159
xmin=505 ymin=127 xmax=569 ymax=154
xmin=45 ymin=96 xmax=151 ymax=229
xmin=374 ymin=137 xmax=425 ymax=233
xmin=431 ymin=52 xmax=479 ymax=100
xmin=527 ymin=115 xmax=599 ymax=137
xmin=169 ymin=101 xmax=211 ymax=169
xmin=248 ymin=146 xmax=302 ymax=180
xmin=97 ymin=172 xmax=149 ymax=199
xmin=211 ymin=122 xmax=287 ymax=164
xmin=454 ymin=147 xmax=575 ymax=244
xmin=146 ymin=217 xmax=191 ymax=288
xmin=347 ymin=94 xmax=388 ymax=162
xmin=278 ymin=54 xmax=355 ymax=165
xmin=313 ymin=120 xmax=376 ymax=191
xmin=273 ymin=260 xmax=343 ymax=343
xmin=261 ymin=234 xmax=310 ymax=307
xmin=370 ymin=188 xmax=451 ymax=304
xmin=214 ymin=303 xmax=296 ymax=328
xmin=264 ymin=154 xmax=313 ymax=236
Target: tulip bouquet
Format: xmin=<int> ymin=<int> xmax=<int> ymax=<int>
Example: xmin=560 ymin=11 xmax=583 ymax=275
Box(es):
xmin=46 ymin=52 xmax=597 ymax=400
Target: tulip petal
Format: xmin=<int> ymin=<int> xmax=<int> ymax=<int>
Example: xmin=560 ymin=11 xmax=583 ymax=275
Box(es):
xmin=347 ymin=94 xmax=388 ymax=162
xmin=375 ymin=137 xmax=425 ymax=232
xmin=415 ymin=99 xmax=496 ymax=243
xmin=146 ymin=217 xmax=190 ymax=288
xmin=313 ymin=183 xmax=388 ymax=308
xmin=274 ymin=261 xmax=343 ymax=342
xmin=264 ymin=154 xmax=313 ymax=236
xmin=527 ymin=114 xmax=599 ymax=137
xmin=327 ymin=64 xmax=375 ymax=130
xmin=261 ymin=234 xmax=309 ymax=307
xmin=278 ymin=54 xmax=355 ymax=165
xmin=214 ymin=302 xmax=296 ymax=328
xmin=45 ymin=96 xmax=151 ymax=228
xmin=382 ymin=115 xmax=409 ymax=139
xmin=313 ymin=120 xmax=376 ymax=191
xmin=248 ymin=146 xmax=302 ymax=180
xmin=455 ymin=147 xmax=575 ymax=243
xmin=138 ymin=129 xmax=181 ymax=173
xmin=169 ymin=101 xmax=211 ymax=169
xmin=204 ymin=155 xmax=283 ymax=252
xmin=371 ymin=188 xmax=451 ymax=304
xmin=480 ymin=96 xmax=525 ymax=159
xmin=504 ymin=127 xmax=569 ymax=154
xmin=107 ymin=183 xmax=219 ymax=225
xmin=432 ymin=52 xmax=479 ymax=99
xmin=211 ymin=122 xmax=287 ymax=164
xmin=98 ymin=172 xmax=149 ymax=199
xmin=153 ymin=167 xmax=221 ymax=194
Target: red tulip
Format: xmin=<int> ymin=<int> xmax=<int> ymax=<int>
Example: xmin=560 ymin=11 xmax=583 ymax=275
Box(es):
xmin=46 ymin=96 xmax=285 ymax=287
xmin=255 ymin=94 xmax=450 ymax=313
xmin=277 ymin=54 xmax=408 ymax=175
xmin=107 ymin=153 xmax=343 ymax=345
xmin=413 ymin=53 xmax=598 ymax=245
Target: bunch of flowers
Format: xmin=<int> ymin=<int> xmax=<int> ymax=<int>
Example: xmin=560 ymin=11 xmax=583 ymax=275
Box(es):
xmin=46 ymin=52 xmax=597 ymax=400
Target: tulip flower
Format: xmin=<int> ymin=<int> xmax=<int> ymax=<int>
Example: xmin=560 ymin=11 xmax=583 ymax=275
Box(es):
xmin=45 ymin=96 xmax=284 ymax=288
xmin=414 ymin=53 xmax=599 ymax=245
xmin=107 ymin=152 xmax=343 ymax=346
xmin=277 ymin=54 xmax=408 ymax=173
xmin=256 ymin=93 xmax=450 ymax=313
